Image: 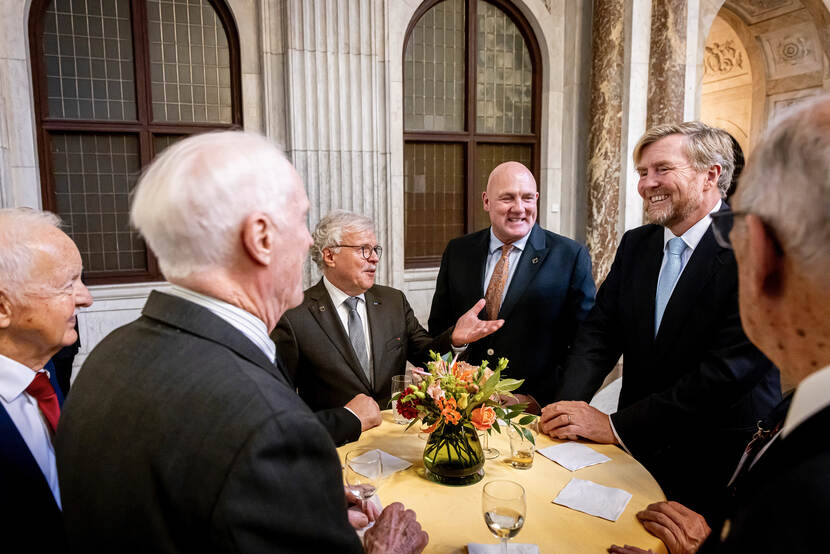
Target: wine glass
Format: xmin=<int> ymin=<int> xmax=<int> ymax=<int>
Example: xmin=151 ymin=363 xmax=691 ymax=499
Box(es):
xmin=482 ymin=480 xmax=526 ymax=553
xmin=344 ymin=448 xmax=382 ymax=500
xmin=479 ymin=430 xmax=500 ymax=459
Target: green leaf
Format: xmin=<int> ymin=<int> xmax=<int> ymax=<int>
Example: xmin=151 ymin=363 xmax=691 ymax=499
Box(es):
xmin=518 ymin=414 xmax=536 ymax=426
xmin=494 ymin=378 xmax=524 ymax=393
xmin=521 ymin=427 xmax=535 ymax=445
xmin=491 ymin=419 xmax=501 ymax=434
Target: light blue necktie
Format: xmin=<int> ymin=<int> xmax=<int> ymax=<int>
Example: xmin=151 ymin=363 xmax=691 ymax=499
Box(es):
xmin=654 ymin=237 xmax=687 ymax=335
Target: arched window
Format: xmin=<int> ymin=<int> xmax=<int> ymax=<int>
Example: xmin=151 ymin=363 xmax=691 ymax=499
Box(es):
xmin=403 ymin=0 xmax=541 ymax=268
xmin=29 ymin=0 xmax=242 ymax=284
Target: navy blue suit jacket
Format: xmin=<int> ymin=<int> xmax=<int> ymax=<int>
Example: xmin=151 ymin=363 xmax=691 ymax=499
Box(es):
xmin=0 ymin=361 xmax=66 ymax=550
xmin=428 ymin=224 xmax=596 ymax=405
xmin=553 ymin=208 xmax=781 ymax=517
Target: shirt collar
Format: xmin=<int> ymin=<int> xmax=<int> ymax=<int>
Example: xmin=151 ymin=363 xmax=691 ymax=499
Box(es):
xmin=488 ymin=226 xmax=532 ymax=255
xmin=0 ymin=353 xmax=44 ymax=403
xmin=166 ymin=285 xmax=275 ymax=363
xmin=781 ymin=364 xmax=830 ymax=438
xmin=662 ymin=199 xmax=722 ymax=251
xmin=322 ymin=276 xmax=366 ymax=307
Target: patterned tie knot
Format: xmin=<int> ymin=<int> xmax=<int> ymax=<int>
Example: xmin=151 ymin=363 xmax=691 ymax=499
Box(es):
xmin=668 ymin=237 xmax=686 ymax=256
xmin=345 ymin=297 xmax=359 ymax=311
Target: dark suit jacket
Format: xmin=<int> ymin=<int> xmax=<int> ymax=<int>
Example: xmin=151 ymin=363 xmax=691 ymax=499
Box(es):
xmin=428 ymin=224 xmax=596 ymax=405
xmin=273 ymin=280 xmax=452 ymax=445
xmin=554 ymin=209 xmax=781 ymax=516
xmin=705 ymin=404 xmax=830 ymax=553
xmin=55 ymin=291 xmax=362 ymax=553
xmin=0 ymin=361 xmax=66 ymax=551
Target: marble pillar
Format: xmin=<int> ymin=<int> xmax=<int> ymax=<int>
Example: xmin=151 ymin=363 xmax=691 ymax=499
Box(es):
xmin=647 ymin=0 xmax=688 ymax=127
xmin=280 ymin=0 xmax=392 ymax=286
xmin=585 ymin=0 xmax=625 ymax=284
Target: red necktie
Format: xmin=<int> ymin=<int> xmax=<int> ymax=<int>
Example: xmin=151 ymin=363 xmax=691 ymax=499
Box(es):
xmin=25 ymin=372 xmax=60 ymax=434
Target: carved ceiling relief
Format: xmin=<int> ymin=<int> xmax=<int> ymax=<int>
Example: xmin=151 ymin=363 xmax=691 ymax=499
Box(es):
xmin=760 ymin=24 xmax=821 ymax=79
xmin=705 ymin=41 xmax=745 ymax=77
xmin=723 ymin=0 xmax=802 ymax=24
xmin=774 ymin=35 xmax=811 ymax=66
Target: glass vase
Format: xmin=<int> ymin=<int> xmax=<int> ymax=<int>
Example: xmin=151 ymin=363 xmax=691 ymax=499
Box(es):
xmin=423 ymin=421 xmax=485 ymax=485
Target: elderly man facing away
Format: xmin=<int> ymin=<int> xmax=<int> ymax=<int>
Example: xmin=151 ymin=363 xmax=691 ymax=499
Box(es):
xmin=55 ymin=132 xmax=428 ymax=553
xmin=609 ymin=96 xmax=830 ymax=554
xmin=0 ymin=208 xmax=93 ymax=551
xmin=273 ymin=209 xmax=504 ymax=445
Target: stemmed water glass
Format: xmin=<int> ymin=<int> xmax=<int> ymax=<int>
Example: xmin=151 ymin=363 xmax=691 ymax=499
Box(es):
xmin=482 ymin=480 xmax=526 ymax=553
xmin=344 ymin=448 xmax=383 ymax=500
xmin=480 ymin=430 xmax=500 ymax=459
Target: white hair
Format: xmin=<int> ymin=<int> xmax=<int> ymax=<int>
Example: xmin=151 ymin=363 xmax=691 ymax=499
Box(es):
xmin=736 ymin=95 xmax=830 ymax=281
xmin=131 ymin=131 xmax=296 ymax=280
xmin=0 ymin=208 xmax=63 ymax=302
xmin=310 ymin=210 xmax=375 ymax=271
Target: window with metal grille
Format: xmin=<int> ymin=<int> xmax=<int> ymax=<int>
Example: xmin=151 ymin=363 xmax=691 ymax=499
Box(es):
xmin=29 ymin=0 xmax=242 ymax=284
xmin=403 ymin=0 xmax=541 ymax=268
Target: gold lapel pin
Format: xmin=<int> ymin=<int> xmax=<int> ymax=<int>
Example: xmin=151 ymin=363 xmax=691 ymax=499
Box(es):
xmin=319 ymin=305 xmax=326 ymax=312
xmin=532 ymin=257 xmax=539 ymax=264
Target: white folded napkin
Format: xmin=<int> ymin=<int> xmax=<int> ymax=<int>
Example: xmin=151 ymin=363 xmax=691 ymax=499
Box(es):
xmin=538 ymin=442 xmax=611 ymax=471
xmin=467 ymin=543 xmax=540 ymax=554
xmin=351 ymin=449 xmax=412 ymax=478
xmin=552 ymin=478 xmax=632 ymax=522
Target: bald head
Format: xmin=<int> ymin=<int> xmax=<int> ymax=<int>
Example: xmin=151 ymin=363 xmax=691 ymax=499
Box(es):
xmin=483 ymin=162 xmax=539 ymax=244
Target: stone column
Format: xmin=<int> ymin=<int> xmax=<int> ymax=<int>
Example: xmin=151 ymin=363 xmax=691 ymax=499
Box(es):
xmin=647 ymin=0 xmax=688 ymax=127
xmin=585 ymin=0 xmax=625 ymax=284
xmin=278 ymin=0 xmax=392 ymax=286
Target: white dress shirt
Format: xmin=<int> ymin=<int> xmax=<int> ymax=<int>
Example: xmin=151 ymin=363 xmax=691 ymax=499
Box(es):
xmin=0 ymin=353 xmax=62 ymax=508
xmin=166 ymin=285 xmax=276 ymax=363
xmin=482 ymin=227 xmax=532 ymax=303
xmin=322 ymin=276 xmax=373 ymax=375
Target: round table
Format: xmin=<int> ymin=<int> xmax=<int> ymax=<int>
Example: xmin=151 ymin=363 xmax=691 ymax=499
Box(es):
xmin=338 ymin=411 xmax=668 ymax=554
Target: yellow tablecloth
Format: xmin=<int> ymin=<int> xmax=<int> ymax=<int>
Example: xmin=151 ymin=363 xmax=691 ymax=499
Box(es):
xmin=338 ymin=411 xmax=668 ymax=554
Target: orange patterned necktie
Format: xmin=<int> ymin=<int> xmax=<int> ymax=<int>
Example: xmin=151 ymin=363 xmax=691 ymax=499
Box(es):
xmin=484 ymin=244 xmax=513 ymax=320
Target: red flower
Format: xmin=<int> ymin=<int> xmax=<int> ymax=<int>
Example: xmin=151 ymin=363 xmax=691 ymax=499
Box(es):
xmin=396 ymin=386 xmax=420 ymax=419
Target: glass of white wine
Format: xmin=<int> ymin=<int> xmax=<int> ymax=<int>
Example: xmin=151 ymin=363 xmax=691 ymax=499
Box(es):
xmin=482 ymin=480 xmax=526 ymax=553
xmin=344 ymin=448 xmax=382 ymax=500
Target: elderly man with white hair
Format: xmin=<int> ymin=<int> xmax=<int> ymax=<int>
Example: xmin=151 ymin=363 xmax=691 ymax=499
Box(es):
xmin=609 ymin=96 xmax=830 ymax=554
xmin=0 ymin=208 xmax=93 ymax=551
xmin=56 ymin=132 xmax=428 ymax=553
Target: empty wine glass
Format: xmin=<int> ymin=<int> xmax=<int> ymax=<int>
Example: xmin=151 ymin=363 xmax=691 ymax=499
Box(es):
xmin=479 ymin=429 xmax=500 ymax=459
xmin=344 ymin=448 xmax=382 ymax=500
xmin=482 ymin=480 xmax=526 ymax=553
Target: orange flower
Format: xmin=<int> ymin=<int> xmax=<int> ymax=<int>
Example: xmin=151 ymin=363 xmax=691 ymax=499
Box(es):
xmin=471 ymin=406 xmax=496 ymax=430
xmin=438 ymin=397 xmax=462 ymax=425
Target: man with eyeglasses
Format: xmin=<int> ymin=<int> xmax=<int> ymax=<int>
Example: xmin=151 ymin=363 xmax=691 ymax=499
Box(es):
xmin=540 ymin=122 xmax=781 ymax=521
xmin=273 ymin=210 xmax=503 ymax=445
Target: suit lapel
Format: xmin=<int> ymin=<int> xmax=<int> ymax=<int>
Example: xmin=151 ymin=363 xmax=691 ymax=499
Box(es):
xmin=141 ymin=291 xmax=280 ymax=380
xmin=365 ymin=288 xmax=389 ymax=394
xmin=639 ymin=229 xmax=665 ymax=341
xmin=306 ymin=281 xmax=373 ymax=391
xmin=655 ymin=226 xmax=727 ymax=347
xmin=499 ymin=225 xmax=550 ymax=320
xmin=0 ymin=404 xmax=60 ymax=509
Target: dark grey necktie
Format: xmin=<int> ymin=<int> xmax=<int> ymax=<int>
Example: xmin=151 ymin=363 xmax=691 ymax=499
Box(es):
xmin=344 ymin=297 xmax=370 ymax=380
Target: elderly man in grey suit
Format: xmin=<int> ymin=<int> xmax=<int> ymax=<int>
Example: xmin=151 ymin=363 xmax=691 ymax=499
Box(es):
xmin=273 ymin=210 xmax=504 ymax=445
xmin=55 ymin=132 xmax=429 ymax=553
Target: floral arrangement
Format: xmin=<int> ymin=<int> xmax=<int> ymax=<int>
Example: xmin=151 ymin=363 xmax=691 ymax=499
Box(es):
xmin=394 ymin=351 xmax=537 ymax=444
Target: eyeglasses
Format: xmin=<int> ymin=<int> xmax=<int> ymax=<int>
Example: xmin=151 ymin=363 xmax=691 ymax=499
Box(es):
xmin=709 ymin=210 xmax=745 ymax=250
xmin=335 ymin=244 xmax=383 ymax=260
xmin=710 ymin=210 xmax=782 ymax=254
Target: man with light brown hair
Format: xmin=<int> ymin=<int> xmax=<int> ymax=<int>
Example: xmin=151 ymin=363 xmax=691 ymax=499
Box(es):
xmin=541 ymin=122 xmax=781 ymax=519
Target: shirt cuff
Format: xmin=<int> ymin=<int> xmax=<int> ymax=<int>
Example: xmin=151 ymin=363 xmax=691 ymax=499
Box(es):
xmin=609 ymin=415 xmax=631 ymax=454
xmin=343 ymin=406 xmax=361 ymax=426
xmin=451 ymin=343 xmax=468 ymax=353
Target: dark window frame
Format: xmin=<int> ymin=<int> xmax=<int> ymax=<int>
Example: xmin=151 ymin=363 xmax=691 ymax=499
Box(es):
xmin=28 ymin=0 xmax=243 ymax=285
xmin=403 ymin=0 xmax=542 ymax=268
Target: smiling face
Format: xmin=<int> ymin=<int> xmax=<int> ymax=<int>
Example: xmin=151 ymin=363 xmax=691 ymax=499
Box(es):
xmin=636 ymin=134 xmax=720 ymax=236
xmin=323 ymin=228 xmax=379 ymax=296
xmin=483 ymin=162 xmax=539 ymax=244
xmin=0 ymin=227 xmax=93 ymax=367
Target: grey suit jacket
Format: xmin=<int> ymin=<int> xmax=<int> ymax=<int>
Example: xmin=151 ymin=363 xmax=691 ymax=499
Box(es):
xmin=56 ymin=291 xmax=362 ymax=553
xmin=273 ymin=280 xmax=452 ymax=444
